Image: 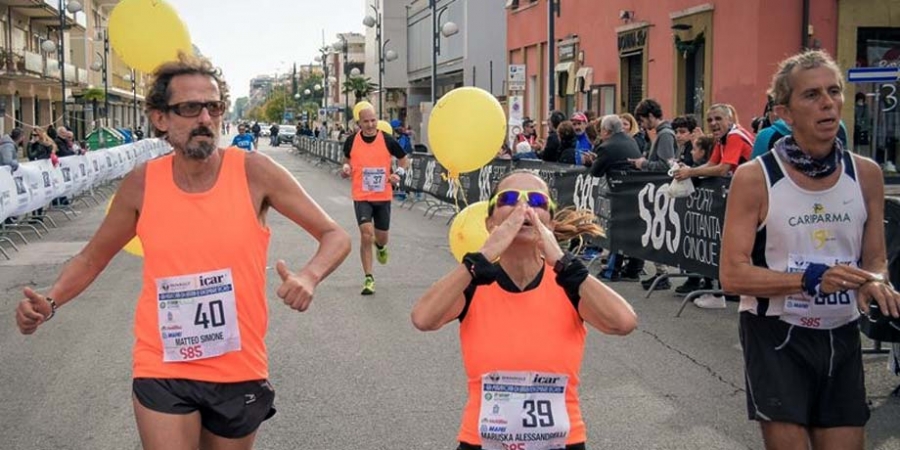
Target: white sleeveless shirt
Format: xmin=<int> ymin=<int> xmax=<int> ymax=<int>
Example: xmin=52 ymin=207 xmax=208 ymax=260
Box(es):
xmin=738 ymin=150 xmax=866 ymax=329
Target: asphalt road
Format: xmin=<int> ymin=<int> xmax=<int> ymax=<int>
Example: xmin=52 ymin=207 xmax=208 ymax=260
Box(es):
xmin=0 ymin=137 xmax=897 ymax=450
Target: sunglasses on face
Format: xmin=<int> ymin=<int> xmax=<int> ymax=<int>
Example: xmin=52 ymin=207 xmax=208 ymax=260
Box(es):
xmin=166 ymin=101 xmax=227 ymax=118
xmin=490 ymin=189 xmax=556 ymax=211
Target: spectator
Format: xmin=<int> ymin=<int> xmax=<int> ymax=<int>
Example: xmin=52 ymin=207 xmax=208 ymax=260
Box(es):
xmin=619 ymin=112 xmax=649 ymax=155
xmin=514 ymin=118 xmax=542 ymax=154
xmin=251 ymin=121 xmax=261 ymax=145
xmin=55 ymin=126 xmax=75 ymax=157
xmin=541 ymin=110 xmax=566 ymax=162
xmin=134 ymin=126 xmax=144 ymax=141
xmin=674 ymin=103 xmax=755 ymax=180
xmin=590 ymin=115 xmax=644 ymax=281
xmin=673 ymin=135 xmax=718 ymax=296
xmin=556 ymin=121 xmax=580 ymax=165
xmin=671 ymin=115 xmax=698 ymax=167
xmin=269 ymin=124 xmax=280 ymax=146
xmin=629 ymin=99 xmax=676 ymax=173
xmin=0 ymin=127 xmax=24 ymax=172
xmin=512 ymin=141 xmax=540 ymax=161
xmin=391 ymin=119 xmax=414 ymax=155
xmin=589 ymin=115 xmax=640 ymax=178
xmin=571 ymin=112 xmax=593 ymax=153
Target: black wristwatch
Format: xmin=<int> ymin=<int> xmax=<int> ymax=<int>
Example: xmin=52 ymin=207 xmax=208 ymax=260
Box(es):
xmin=553 ymin=252 xmax=575 ymax=274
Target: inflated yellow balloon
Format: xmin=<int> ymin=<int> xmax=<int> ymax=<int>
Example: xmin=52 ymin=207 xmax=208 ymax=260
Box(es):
xmin=377 ymin=120 xmax=393 ymax=135
xmin=448 ymin=201 xmax=490 ymax=262
xmin=108 ymin=0 xmax=192 ymax=74
xmin=353 ymin=101 xmax=375 ymax=121
xmin=429 ymin=87 xmax=506 ymax=176
xmin=106 ymin=195 xmax=144 ymax=257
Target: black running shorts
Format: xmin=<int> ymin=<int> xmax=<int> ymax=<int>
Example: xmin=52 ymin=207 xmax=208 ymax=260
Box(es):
xmin=739 ymin=312 xmax=870 ymax=428
xmin=354 ymin=200 xmax=391 ymax=230
xmin=133 ymin=378 xmax=276 ymax=439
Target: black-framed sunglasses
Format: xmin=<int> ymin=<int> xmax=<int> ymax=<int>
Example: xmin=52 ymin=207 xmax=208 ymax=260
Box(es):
xmin=166 ymin=101 xmax=227 ymax=118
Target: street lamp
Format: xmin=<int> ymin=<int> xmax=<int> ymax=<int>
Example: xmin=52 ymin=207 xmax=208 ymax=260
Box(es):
xmin=336 ymin=36 xmax=350 ymax=127
xmin=88 ymin=28 xmax=111 ymax=127
xmin=430 ymin=0 xmax=458 ymax=106
xmin=316 ymin=46 xmax=334 ymax=124
xmin=123 ymin=70 xmax=137 ymax=131
xmin=350 ymin=67 xmax=361 ymax=77
xmin=364 ymin=4 xmax=399 ymax=118
xmin=45 ymin=0 xmax=83 ymax=128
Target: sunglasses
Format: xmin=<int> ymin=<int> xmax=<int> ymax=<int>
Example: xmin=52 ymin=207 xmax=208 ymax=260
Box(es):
xmin=166 ymin=101 xmax=228 ymax=118
xmin=490 ymin=189 xmax=556 ymax=212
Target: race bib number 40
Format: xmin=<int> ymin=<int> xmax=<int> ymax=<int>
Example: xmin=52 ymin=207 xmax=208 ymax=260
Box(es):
xmin=479 ymin=371 xmax=570 ymax=450
xmin=156 ymin=269 xmax=241 ymax=362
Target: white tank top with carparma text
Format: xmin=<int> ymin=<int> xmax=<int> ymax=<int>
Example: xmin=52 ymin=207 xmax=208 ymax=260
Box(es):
xmin=739 ymin=150 xmax=865 ymax=330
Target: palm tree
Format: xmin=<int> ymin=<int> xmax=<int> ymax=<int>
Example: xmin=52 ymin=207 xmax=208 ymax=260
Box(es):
xmin=342 ymin=77 xmax=378 ymax=104
xmin=82 ymin=87 xmax=106 ymax=128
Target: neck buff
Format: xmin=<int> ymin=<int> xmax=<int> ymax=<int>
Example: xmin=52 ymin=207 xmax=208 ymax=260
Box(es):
xmin=774 ymin=135 xmax=843 ymax=178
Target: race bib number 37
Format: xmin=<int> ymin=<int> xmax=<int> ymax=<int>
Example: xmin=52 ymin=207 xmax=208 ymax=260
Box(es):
xmin=156 ymin=269 xmax=241 ymax=362
xmin=479 ymin=371 xmax=570 ymax=450
xmin=362 ymin=167 xmax=387 ymax=192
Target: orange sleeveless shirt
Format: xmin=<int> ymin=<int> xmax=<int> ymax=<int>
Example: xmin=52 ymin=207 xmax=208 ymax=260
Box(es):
xmin=133 ymin=148 xmax=271 ymax=382
xmin=458 ymin=266 xmax=588 ymax=445
xmin=350 ymin=131 xmax=393 ymax=201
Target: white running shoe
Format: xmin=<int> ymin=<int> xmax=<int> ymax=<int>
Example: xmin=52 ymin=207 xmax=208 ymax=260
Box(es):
xmin=693 ymin=294 xmax=726 ymax=309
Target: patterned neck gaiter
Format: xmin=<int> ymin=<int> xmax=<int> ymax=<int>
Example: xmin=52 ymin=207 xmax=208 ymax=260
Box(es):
xmin=773 ymin=135 xmax=843 ymax=179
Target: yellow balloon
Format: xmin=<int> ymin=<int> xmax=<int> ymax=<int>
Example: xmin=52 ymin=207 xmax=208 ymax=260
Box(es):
xmin=106 ymin=195 xmax=144 ymax=257
xmin=377 ymin=120 xmax=393 ymax=135
xmin=429 ymin=87 xmax=506 ymax=175
xmin=448 ymin=201 xmax=490 ymax=262
xmin=353 ymin=101 xmax=375 ymax=121
xmin=108 ymin=0 xmax=193 ymax=74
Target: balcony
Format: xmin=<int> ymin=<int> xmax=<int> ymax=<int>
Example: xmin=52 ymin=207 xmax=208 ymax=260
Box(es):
xmin=24 ymin=51 xmax=43 ymax=74
xmin=77 ymin=68 xmax=88 ymax=85
xmin=44 ymin=58 xmax=60 ymax=79
xmin=64 ymin=62 xmax=75 ymax=80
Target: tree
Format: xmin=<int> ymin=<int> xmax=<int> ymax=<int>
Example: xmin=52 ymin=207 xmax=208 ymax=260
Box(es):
xmin=82 ymin=87 xmax=106 ymax=127
xmin=342 ymin=77 xmax=377 ymax=104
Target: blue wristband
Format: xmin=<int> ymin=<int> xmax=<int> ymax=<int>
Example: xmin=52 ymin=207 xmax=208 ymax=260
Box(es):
xmin=802 ymin=263 xmax=829 ymax=297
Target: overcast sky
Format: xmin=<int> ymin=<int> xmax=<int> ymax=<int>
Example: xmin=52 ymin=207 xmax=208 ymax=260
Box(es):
xmin=168 ymin=0 xmax=365 ymax=100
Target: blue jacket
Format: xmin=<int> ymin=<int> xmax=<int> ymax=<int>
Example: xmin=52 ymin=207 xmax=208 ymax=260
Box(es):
xmin=752 ymin=119 xmax=848 ymax=159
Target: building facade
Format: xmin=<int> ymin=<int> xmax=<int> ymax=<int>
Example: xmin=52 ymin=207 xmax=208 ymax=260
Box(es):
xmin=364 ymin=0 xmax=409 ymax=122
xmin=507 ymin=0 xmax=839 ymax=140
xmin=406 ymin=0 xmax=507 ymax=148
xmin=0 ymin=0 xmax=146 ymax=142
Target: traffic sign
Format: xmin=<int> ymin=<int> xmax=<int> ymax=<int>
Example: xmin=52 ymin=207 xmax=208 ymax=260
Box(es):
xmin=847 ymin=67 xmax=900 ymax=83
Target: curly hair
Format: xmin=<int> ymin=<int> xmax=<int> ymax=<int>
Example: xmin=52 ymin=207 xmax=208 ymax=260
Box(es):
xmin=145 ymin=52 xmax=230 ymax=115
xmin=488 ymin=170 xmax=605 ymax=242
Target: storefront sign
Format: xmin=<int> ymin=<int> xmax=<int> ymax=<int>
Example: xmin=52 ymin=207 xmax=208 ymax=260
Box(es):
xmin=618 ymin=28 xmax=648 ymax=54
xmin=508 ymin=64 xmax=526 ymax=92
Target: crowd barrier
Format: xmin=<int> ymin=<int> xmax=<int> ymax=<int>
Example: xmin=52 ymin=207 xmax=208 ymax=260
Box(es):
xmin=294 ymin=136 xmax=899 ymax=288
xmin=0 ymin=139 xmax=173 ymax=258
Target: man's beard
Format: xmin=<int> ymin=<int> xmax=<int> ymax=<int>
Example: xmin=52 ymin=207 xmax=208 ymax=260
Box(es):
xmin=182 ymin=126 xmax=216 ymax=160
xmin=184 ymin=140 xmax=216 ymax=160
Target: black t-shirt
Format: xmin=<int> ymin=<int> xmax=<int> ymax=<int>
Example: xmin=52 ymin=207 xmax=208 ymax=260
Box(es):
xmin=342 ymin=131 xmax=407 ymax=160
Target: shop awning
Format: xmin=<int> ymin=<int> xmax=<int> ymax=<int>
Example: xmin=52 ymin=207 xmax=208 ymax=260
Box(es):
xmin=555 ymin=62 xmax=576 ymax=96
xmin=576 ymin=67 xmax=593 ymax=92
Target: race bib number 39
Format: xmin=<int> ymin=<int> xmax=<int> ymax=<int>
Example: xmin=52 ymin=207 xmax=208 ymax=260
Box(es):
xmin=156 ymin=269 xmax=241 ymax=362
xmin=479 ymin=371 xmax=570 ymax=450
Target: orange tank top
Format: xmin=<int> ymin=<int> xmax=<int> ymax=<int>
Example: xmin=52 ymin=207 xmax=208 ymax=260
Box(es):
xmin=458 ymin=266 xmax=588 ymax=445
xmin=350 ymin=131 xmax=393 ymax=201
xmin=133 ymin=148 xmax=271 ymax=382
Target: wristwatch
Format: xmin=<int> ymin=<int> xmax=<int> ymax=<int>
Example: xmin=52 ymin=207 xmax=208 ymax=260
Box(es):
xmin=553 ymin=252 xmax=575 ymax=274
xmin=44 ymin=297 xmax=58 ymax=321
